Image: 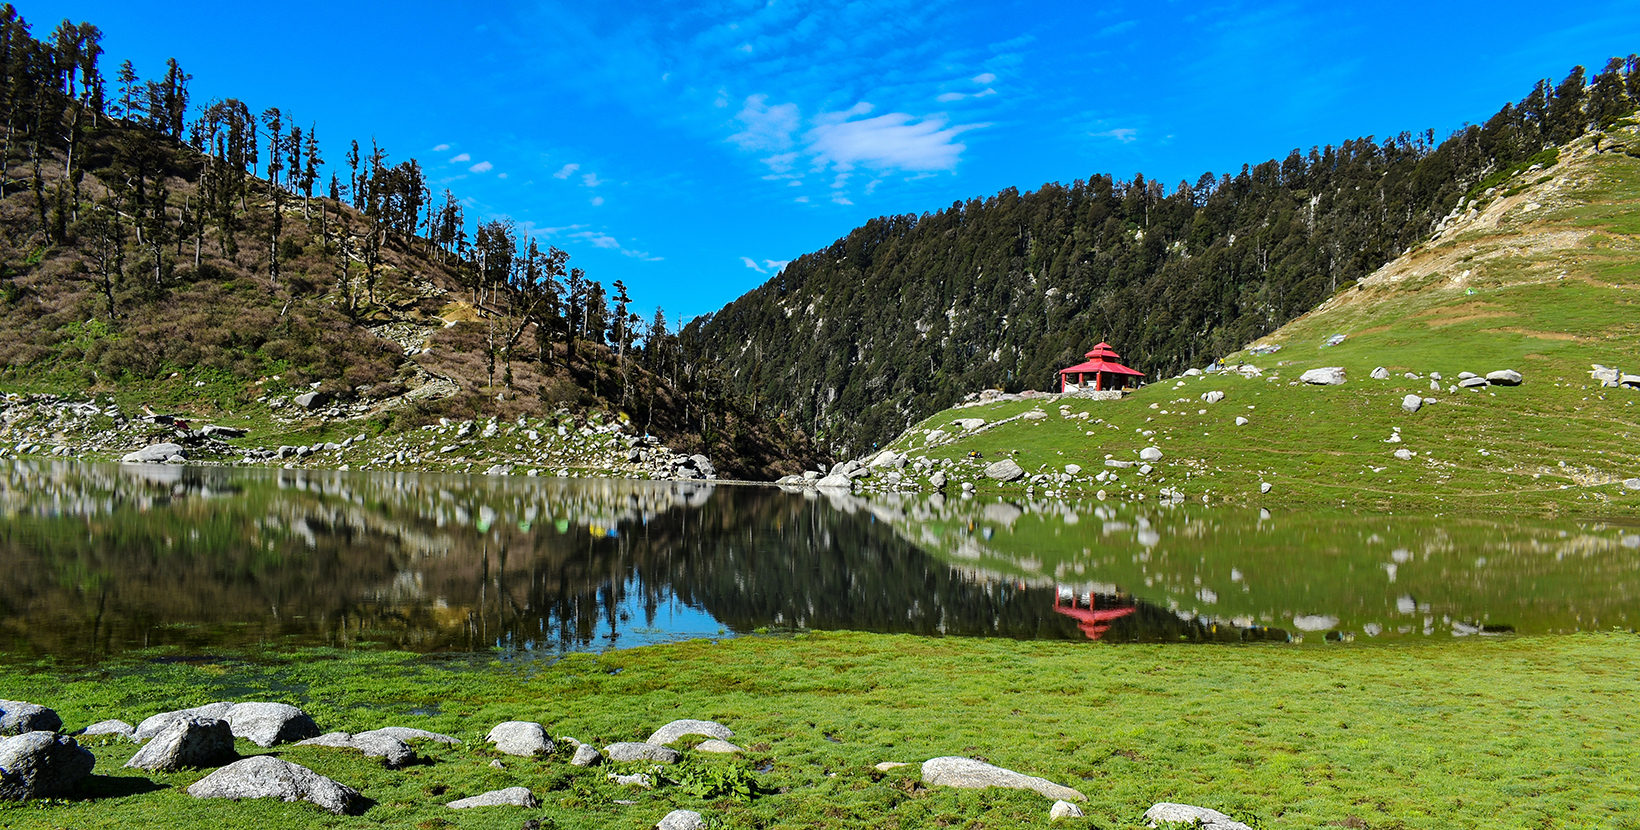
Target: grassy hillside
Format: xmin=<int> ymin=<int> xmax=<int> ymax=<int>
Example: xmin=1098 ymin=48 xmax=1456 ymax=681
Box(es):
xmin=836 ymin=128 xmax=1640 ymax=516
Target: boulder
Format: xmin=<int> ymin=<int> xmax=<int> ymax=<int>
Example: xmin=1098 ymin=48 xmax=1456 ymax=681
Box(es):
xmin=0 ymin=732 xmax=96 ymax=800
xmin=121 ymin=442 xmax=186 ymax=464
xmin=80 ymin=719 xmax=135 ymax=740
xmin=1370 ymin=366 xmax=1390 ymax=380
xmin=1139 ymin=447 xmax=1163 ymax=462
xmin=1591 ymin=365 xmax=1620 ymax=384
xmin=1021 ymin=409 xmax=1049 ymax=420
xmin=135 ymin=702 xmax=234 ymax=742
xmin=657 ymin=809 xmax=707 ymax=830
xmin=1402 ymin=394 xmax=1423 ymax=414
xmin=1458 ymin=376 xmax=1489 ymax=388
xmin=125 ymin=717 xmax=235 ymax=771
xmin=814 ymin=473 xmax=853 ymax=490
xmin=694 ymin=739 xmax=742 ymax=753
xmin=187 ymin=755 xmax=364 ymax=815
xmin=929 ymin=471 xmax=947 ymax=489
xmin=1201 ymin=390 xmax=1225 ymax=404
xmin=953 ymin=418 xmax=986 ymax=431
xmin=486 ymin=721 xmax=552 ymax=757
xmin=1393 ymin=449 xmax=1414 ymax=461
xmin=447 ymin=786 xmax=538 ymax=809
xmin=1457 ymin=371 xmax=1477 ymax=379
xmin=604 ymin=742 xmax=679 ymax=763
xmin=984 ymin=459 xmax=1025 ymax=482
xmin=1235 ymin=416 xmax=1249 ymax=426
xmin=1050 ymin=800 xmax=1085 ymax=819
xmin=868 ymin=451 xmax=904 ymax=468
xmin=1259 ymin=482 xmax=1272 ymax=494
xmin=1105 ymin=459 xmax=1133 ymax=469
xmin=295 ymin=731 xmax=415 ymax=769
xmin=0 ymin=701 xmax=60 ymax=736
xmin=570 ymin=744 xmax=602 ymax=766
xmin=1143 ymin=802 xmax=1254 ymax=830
xmin=608 ymin=772 xmax=654 ymax=788
xmin=924 ymin=429 xmax=948 ymax=445
xmin=225 ymin=702 xmax=320 ymax=747
xmin=1298 ymin=367 xmax=1346 ymax=385
xmin=688 ymin=454 xmax=716 ymax=478
xmin=1621 ymin=374 xmax=1640 ymax=388
xmin=1486 ymin=369 xmax=1522 ymax=386
xmin=1064 ymin=464 xmax=1082 ymax=476
xmin=647 ymin=719 xmax=733 ymax=746
xmin=1624 ymin=478 xmax=1640 ymax=490
xmin=292 ymin=391 xmax=330 ymax=410
xmin=363 ymin=726 xmax=460 ymax=745
xmin=920 ymin=756 xmax=1085 ymax=801
xmin=201 ymin=425 xmax=248 ymax=438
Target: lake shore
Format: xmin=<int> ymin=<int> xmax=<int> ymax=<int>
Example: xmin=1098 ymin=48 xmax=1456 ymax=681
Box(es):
xmin=3 ymin=631 xmax=1636 ymax=829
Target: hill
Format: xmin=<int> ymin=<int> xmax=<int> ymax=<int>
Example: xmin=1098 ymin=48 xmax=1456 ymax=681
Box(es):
xmin=691 ymin=58 xmax=1640 ymax=459
xmin=785 ymin=126 xmax=1640 ymax=516
xmin=0 ymin=6 xmax=825 ymax=479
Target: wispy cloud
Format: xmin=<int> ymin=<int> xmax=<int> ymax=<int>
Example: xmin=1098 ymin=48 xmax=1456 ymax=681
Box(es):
xmin=590 ymin=196 xmax=605 ymax=206
xmin=740 ymin=256 xmax=789 ymax=274
xmin=450 ymin=152 xmax=471 ymax=163
xmin=553 ymin=163 xmax=580 ymax=179
xmin=568 ymin=229 xmax=660 ymax=261
xmin=1090 ymin=127 xmax=1138 ymax=143
xmin=727 ymin=94 xmax=801 ymax=151
xmin=432 ymin=143 xmax=451 ymax=152
xmin=582 ymin=172 xmax=603 ymax=187
xmin=470 ymin=161 xmax=494 ymax=173
xmin=807 ymin=105 xmax=985 ymax=173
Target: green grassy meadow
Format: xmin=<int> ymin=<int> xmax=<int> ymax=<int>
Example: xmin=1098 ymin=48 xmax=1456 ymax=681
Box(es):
xmin=2 ymin=633 xmax=1638 ymax=830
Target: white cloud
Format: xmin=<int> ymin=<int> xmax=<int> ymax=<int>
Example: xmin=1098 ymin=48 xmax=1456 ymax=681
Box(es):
xmin=761 ymin=152 xmax=799 ymax=174
xmin=727 ymin=94 xmax=801 ymax=152
xmin=498 ymin=173 xmax=508 ymax=179
xmin=794 ymin=195 xmax=810 ymax=203
xmin=582 ymin=172 xmax=603 ymax=187
xmin=737 ymin=42 xmax=752 ymax=53
xmin=553 ymin=163 xmax=580 ymax=179
xmin=787 ymin=180 xmax=803 ymax=187
xmin=973 ymin=72 xmax=996 ymax=84
xmin=573 ymin=231 xmax=622 ymax=250
xmin=741 ymin=257 xmax=789 ymax=274
xmin=1091 ymin=127 xmax=1138 ymax=143
xmin=761 ymin=259 xmax=789 ymax=272
xmin=591 ymin=196 xmax=605 ymax=206
xmin=807 ymin=106 xmax=984 ymax=173
xmin=936 ymin=92 xmax=965 ymax=103
xmin=470 ymin=161 xmax=493 ymax=173
xmin=450 ymin=152 xmax=471 ymax=162
xmin=432 ymin=143 xmax=451 ymax=152
xmin=831 ymin=194 xmax=853 ymax=205
xmin=741 ymin=256 xmax=766 ymax=273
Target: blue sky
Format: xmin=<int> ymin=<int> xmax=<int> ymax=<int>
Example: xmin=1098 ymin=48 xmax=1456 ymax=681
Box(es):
xmin=22 ymin=0 xmax=1640 ymax=323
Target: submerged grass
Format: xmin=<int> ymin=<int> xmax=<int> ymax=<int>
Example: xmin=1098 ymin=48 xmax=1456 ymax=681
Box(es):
xmin=1 ymin=632 xmax=1637 ymax=829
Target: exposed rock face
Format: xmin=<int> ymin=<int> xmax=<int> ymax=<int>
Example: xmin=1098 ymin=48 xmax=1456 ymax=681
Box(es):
xmin=657 ymin=809 xmax=707 ymax=830
xmin=984 ymin=459 xmax=1025 ymax=482
xmin=604 ymin=742 xmax=680 ymax=763
xmin=120 ymin=442 xmax=186 ymax=463
xmin=920 ymin=757 xmax=1086 ymax=801
xmin=1143 ymin=802 xmax=1254 ymax=830
xmin=0 ymin=701 xmax=61 ymax=736
xmin=187 ymin=755 xmax=364 ymax=815
xmin=1486 ymin=369 xmax=1523 ymax=386
xmin=124 ymin=717 xmax=236 ymax=771
xmin=225 ymin=702 xmax=320 ymax=747
xmin=0 ymin=732 xmax=96 ymax=800
xmin=486 ymin=721 xmax=552 ymax=756
xmin=1299 ymin=367 xmax=1346 ymax=385
xmin=134 ymin=702 xmax=235 ymax=742
xmin=296 ymin=732 xmax=415 ymax=769
xmin=646 ymin=719 xmax=733 ymax=746
xmin=447 ymin=786 xmax=538 ymax=808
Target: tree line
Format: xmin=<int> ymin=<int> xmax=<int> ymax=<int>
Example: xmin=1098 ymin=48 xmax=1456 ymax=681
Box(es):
xmin=690 ymin=56 xmax=1640 ymax=457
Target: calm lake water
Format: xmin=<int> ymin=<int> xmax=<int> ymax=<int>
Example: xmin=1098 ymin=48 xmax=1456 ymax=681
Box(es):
xmin=1 ymin=460 xmax=1635 ymax=661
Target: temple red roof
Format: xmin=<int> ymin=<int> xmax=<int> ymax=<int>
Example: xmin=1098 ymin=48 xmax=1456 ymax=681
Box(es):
xmin=1059 ymin=342 xmax=1143 ymax=378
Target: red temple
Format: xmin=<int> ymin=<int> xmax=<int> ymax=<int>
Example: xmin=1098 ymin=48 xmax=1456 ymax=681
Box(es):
xmin=1058 ymin=342 xmax=1144 ymax=392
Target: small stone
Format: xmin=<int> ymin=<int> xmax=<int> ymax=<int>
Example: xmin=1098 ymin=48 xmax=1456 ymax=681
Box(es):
xmin=1370 ymin=366 xmax=1390 ymax=380
xmin=1143 ymin=802 xmax=1254 ymax=830
xmin=1235 ymin=416 xmax=1249 ymax=426
xmin=1624 ymin=478 xmax=1640 ymax=490
xmin=489 ymin=759 xmax=505 ymax=769
xmin=570 ymin=744 xmax=602 ymax=766
xmin=1486 ymin=369 xmax=1522 ymax=386
xmin=605 ymin=742 xmax=679 ymax=763
xmin=1064 ymin=464 xmax=1082 ymax=475
xmin=1050 ymin=800 xmax=1085 ymax=820
xmin=1299 ymin=367 xmax=1346 ymax=385
xmin=921 ymin=756 xmax=1085 ymax=801
xmin=80 ymin=719 xmax=135 ymax=740
xmin=1201 ymin=390 xmax=1226 ymax=404
xmin=647 ymin=719 xmax=733 ymax=746
xmin=953 ymin=418 xmax=985 ymax=431
xmin=0 ymin=701 xmax=61 ymax=736
xmin=225 ymin=701 xmax=321 ymax=748
xmin=1393 ymin=449 xmax=1414 ymax=461
xmin=292 ymin=391 xmax=330 ymax=410
xmin=1459 ymin=376 xmax=1489 ymax=388
xmin=657 ymin=809 xmax=706 ymax=830
xmin=1139 ymin=447 xmax=1163 ymax=462
xmin=486 ymin=721 xmax=553 ymax=757
xmin=874 ymin=762 xmax=910 ymax=771
xmin=984 ymin=458 xmax=1026 ymax=482
xmin=125 ymin=717 xmax=236 ymax=771
xmin=694 ymin=739 xmax=742 ymax=753
xmin=1402 ymin=394 xmax=1423 ymax=413
xmin=447 ymin=786 xmax=538 ymax=809
xmin=188 ymin=755 xmax=364 ymax=815
xmin=1259 ymin=482 xmax=1272 ymax=494
xmin=608 ymin=772 xmax=653 ymax=788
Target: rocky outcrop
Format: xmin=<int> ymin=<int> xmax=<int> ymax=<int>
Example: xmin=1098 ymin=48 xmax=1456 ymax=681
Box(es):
xmin=187 ymin=755 xmax=364 ymax=815
xmin=486 ymin=721 xmax=552 ymax=756
xmin=296 ymin=731 xmax=415 ymax=769
xmin=119 ymin=442 xmax=186 ymax=463
xmin=1143 ymin=802 xmax=1253 ymax=830
xmin=224 ymin=702 xmax=320 ymax=748
xmin=0 ymin=732 xmax=95 ymax=800
xmin=134 ymin=702 xmax=235 ymax=742
xmin=1299 ymin=367 xmax=1346 ymax=385
xmin=920 ymin=757 xmax=1086 ymax=801
xmin=124 ymin=717 xmax=236 ymax=771
xmin=447 ymin=786 xmax=538 ymax=808
xmin=604 ymin=742 xmax=679 ymax=763
xmin=0 ymin=701 xmax=61 ymax=736
xmin=646 ymin=719 xmax=733 ymax=746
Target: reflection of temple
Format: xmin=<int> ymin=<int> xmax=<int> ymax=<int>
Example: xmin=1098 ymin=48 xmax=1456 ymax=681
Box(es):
xmin=1052 ymin=587 xmax=1136 ymax=640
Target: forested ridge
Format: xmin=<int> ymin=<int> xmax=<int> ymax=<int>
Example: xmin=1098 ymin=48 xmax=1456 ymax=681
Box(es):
xmin=691 ymin=57 xmax=1640 ymax=457
xmin=0 ymin=4 xmax=823 ymax=478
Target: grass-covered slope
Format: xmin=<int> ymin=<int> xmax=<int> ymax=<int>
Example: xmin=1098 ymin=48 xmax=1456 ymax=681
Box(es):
xmin=853 ymin=130 xmax=1640 ymax=515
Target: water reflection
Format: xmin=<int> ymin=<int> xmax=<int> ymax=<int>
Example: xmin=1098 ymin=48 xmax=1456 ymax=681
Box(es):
xmin=0 ymin=460 xmax=1634 ymax=662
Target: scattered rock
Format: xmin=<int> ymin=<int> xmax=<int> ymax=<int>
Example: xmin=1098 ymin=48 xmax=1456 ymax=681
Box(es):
xmin=647 ymin=719 xmax=733 ymax=746
xmin=447 ymin=787 xmax=538 ymax=809
xmin=0 ymin=701 xmax=60 ymax=736
xmin=604 ymin=742 xmax=679 ymax=763
xmin=1105 ymin=459 xmax=1133 ymax=468
xmin=694 ymin=740 xmax=742 ymax=753
xmin=984 ymin=458 xmax=1026 ymax=482
xmin=125 ymin=717 xmax=236 ymax=771
xmin=1292 ymin=614 xmax=1340 ymax=631
xmin=570 ymin=744 xmax=602 ymax=766
xmin=929 ymin=471 xmax=947 ymax=489
xmin=225 ymin=702 xmax=321 ymax=748
xmin=187 ymin=755 xmax=364 ymax=815
xmin=1402 ymin=394 xmax=1423 ymax=413
xmin=1458 ymin=376 xmax=1489 ymax=388
xmin=953 ymin=418 xmax=986 ymax=431
xmin=120 ymin=442 xmax=186 ymax=464
xmin=607 ymin=772 xmax=653 ymax=788
xmin=920 ymin=756 xmax=1086 ymax=801
xmin=1321 ymin=333 xmax=1346 ymax=347
xmin=1050 ymin=800 xmax=1085 ymax=820
xmin=1624 ymin=478 xmax=1640 ymax=490
xmin=1486 ymin=369 xmax=1522 ymax=386
xmin=924 ymin=429 xmax=948 ymax=445
xmin=814 ymin=473 xmax=853 ymax=490
xmin=296 ymin=732 xmax=415 ymax=769
xmin=1235 ymin=416 xmax=1249 ymax=426
xmin=1143 ymin=802 xmax=1253 ymax=830
xmin=1259 ymin=482 xmax=1272 ymax=494
xmin=1139 ymin=447 xmax=1163 ymax=462
xmin=1393 ymin=449 xmax=1414 ymax=461
xmin=292 ymin=391 xmax=330 ymax=410
xmin=487 ymin=722 xmax=553 ymax=757
xmin=1370 ymin=366 xmax=1390 ymax=380
xmin=364 ymin=726 xmax=460 ymax=745
xmin=1201 ymin=390 xmax=1225 ymax=404
xmin=1458 ymin=371 xmax=1477 ymax=380
xmin=1299 ymin=367 xmax=1346 ymax=385
xmin=80 ymin=719 xmax=135 ymax=740
xmin=657 ymin=809 xmax=706 ymax=830
xmin=1021 ymin=409 xmax=1049 ymax=420
xmin=874 ymin=761 xmax=910 ymax=771
xmin=135 ymin=702 xmax=234 ymax=742
xmin=0 ymin=732 xmax=96 ymax=800
xmin=1064 ymin=464 xmax=1082 ymax=476
xmin=201 ymin=424 xmax=247 ymax=438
